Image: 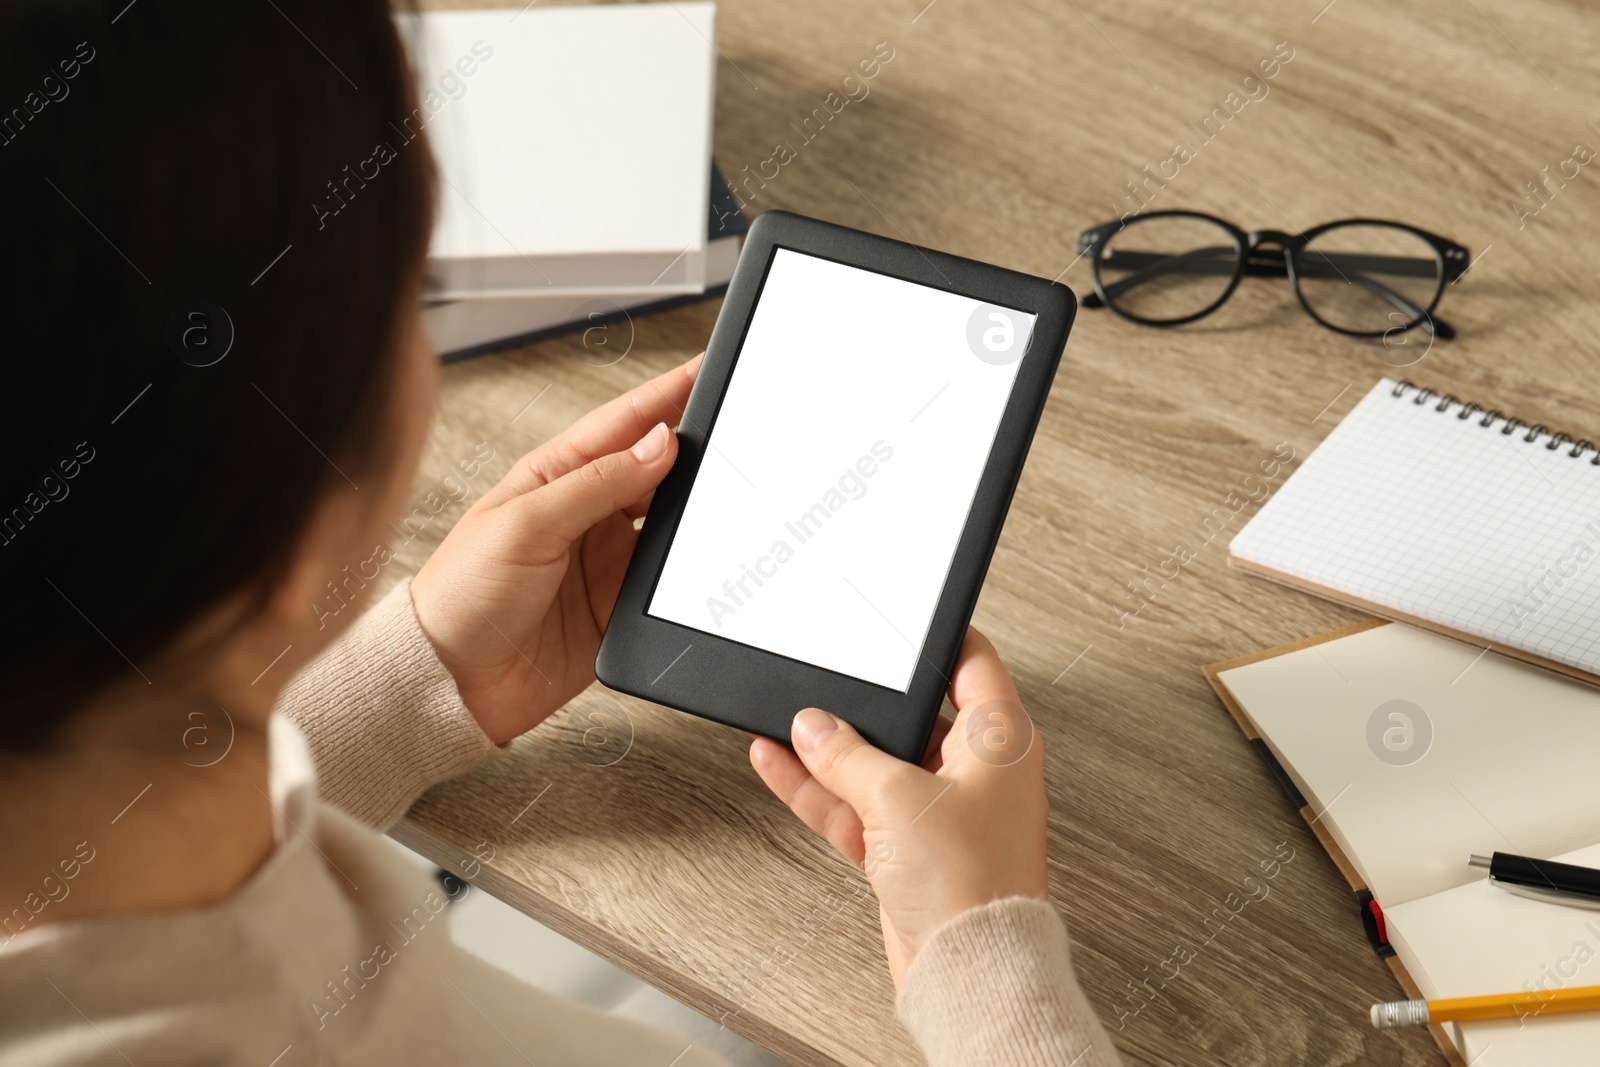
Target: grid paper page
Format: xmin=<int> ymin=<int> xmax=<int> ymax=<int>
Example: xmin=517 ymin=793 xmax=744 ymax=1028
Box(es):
xmin=1232 ymin=378 xmax=1600 ymax=675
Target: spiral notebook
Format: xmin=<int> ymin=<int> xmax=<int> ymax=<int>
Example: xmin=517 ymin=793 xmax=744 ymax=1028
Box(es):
xmin=1231 ymin=377 xmax=1600 ymax=684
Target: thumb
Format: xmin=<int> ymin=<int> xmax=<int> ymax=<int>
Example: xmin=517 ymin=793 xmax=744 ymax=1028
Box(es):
xmin=507 ymin=422 xmax=676 ymax=548
xmin=791 ymin=708 xmax=920 ymax=816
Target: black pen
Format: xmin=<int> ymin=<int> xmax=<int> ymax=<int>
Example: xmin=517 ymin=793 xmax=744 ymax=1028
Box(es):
xmin=1470 ymin=852 xmax=1600 ymax=909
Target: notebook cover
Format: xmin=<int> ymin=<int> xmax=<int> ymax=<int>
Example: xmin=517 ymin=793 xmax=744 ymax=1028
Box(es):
xmin=1203 ymin=622 xmax=1467 ymax=1067
xmin=1229 ymin=556 xmax=1600 ymax=689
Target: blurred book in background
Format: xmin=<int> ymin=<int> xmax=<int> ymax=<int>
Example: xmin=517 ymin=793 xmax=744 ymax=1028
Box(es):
xmin=402 ymin=4 xmax=743 ymax=361
xmin=428 ymin=163 xmax=746 ymax=362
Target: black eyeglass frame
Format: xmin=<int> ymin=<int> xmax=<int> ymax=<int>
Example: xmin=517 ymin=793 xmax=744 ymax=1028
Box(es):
xmin=1077 ymin=211 xmax=1470 ymax=339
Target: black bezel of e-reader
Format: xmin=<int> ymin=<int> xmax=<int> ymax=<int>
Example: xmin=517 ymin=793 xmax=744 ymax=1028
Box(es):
xmin=595 ymin=210 xmax=1075 ymax=764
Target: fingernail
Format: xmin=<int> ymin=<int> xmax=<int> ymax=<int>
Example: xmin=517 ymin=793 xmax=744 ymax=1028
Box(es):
xmin=793 ymin=708 xmax=838 ymax=752
xmin=631 ymin=422 xmax=669 ymax=462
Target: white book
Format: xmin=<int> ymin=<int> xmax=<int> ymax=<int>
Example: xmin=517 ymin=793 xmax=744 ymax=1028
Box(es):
xmin=1231 ymin=377 xmax=1600 ymax=683
xmin=397 ymin=4 xmax=716 ymax=297
xmin=425 ymin=166 xmax=746 ymax=360
xmin=1210 ymin=622 xmax=1600 ymax=1066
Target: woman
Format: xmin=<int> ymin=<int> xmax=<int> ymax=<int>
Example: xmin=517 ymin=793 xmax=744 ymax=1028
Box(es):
xmin=0 ymin=3 xmax=1120 ymax=1065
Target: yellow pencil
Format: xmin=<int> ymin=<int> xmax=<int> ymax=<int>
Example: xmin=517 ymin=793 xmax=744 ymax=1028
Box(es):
xmin=1371 ymin=984 xmax=1600 ymax=1028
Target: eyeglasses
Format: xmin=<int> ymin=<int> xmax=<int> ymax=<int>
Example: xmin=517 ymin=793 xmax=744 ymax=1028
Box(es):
xmin=1077 ymin=211 xmax=1469 ymax=339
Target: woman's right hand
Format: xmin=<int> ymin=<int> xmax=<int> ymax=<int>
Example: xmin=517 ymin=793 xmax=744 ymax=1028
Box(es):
xmin=749 ymin=627 xmax=1049 ymax=989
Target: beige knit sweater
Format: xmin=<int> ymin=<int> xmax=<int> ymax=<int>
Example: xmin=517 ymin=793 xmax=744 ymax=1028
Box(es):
xmin=0 ymin=581 xmax=1122 ymax=1067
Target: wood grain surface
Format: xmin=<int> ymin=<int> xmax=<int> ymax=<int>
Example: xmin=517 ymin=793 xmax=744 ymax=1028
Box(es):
xmin=387 ymin=1 xmax=1600 ymax=1063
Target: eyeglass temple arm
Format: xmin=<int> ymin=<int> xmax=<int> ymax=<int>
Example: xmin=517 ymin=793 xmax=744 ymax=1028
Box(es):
xmin=1293 ymin=256 xmax=1456 ymax=338
xmin=1083 ymin=249 xmax=1456 ymax=338
xmin=1080 ymin=247 xmax=1235 ymax=308
xmin=1345 ymin=274 xmax=1457 ymax=339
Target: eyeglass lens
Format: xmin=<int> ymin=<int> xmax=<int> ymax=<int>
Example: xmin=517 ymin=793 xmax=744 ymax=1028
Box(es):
xmin=1095 ymin=215 xmax=1239 ymax=323
xmin=1295 ymin=223 xmax=1443 ymax=335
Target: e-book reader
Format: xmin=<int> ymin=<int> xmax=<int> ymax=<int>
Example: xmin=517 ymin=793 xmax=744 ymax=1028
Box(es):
xmin=596 ymin=211 xmax=1074 ymax=762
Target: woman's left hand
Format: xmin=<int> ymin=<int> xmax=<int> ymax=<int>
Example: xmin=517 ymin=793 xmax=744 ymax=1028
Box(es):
xmin=410 ymin=354 xmax=700 ymax=744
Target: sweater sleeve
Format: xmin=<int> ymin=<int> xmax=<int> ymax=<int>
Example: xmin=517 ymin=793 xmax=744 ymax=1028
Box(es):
xmin=896 ymin=896 xmax=1124 ymax=1067
xmin=276 ymin=578 xmax=503 ymax=829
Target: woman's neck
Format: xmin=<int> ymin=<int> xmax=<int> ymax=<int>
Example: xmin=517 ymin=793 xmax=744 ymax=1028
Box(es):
xmin=0 ymin=690 xmax=278 ymax=935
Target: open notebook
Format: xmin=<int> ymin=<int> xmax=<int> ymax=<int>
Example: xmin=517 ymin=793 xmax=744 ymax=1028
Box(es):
xmin=1230 ymin=377 xmax=1600 ymax=684
xmin=1206 ymin=622 xmax=1600 ymax=1067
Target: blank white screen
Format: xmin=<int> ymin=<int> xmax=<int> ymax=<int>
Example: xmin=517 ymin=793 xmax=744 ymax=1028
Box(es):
xmin=647 ymin=248 xmax=1035 ymax=691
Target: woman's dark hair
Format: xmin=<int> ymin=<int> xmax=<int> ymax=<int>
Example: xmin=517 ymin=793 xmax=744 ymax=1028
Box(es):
xmin=0 ymin=0 xmax=434 ymax=748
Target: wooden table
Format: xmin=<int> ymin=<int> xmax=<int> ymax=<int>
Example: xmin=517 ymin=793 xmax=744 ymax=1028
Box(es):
xmin=391 ymin=1 xmax=1600 ymax=1063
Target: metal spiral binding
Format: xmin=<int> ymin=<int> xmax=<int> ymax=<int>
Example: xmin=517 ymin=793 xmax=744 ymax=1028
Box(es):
xmin=1391 ymin=379 xmax=1600 ymax=464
